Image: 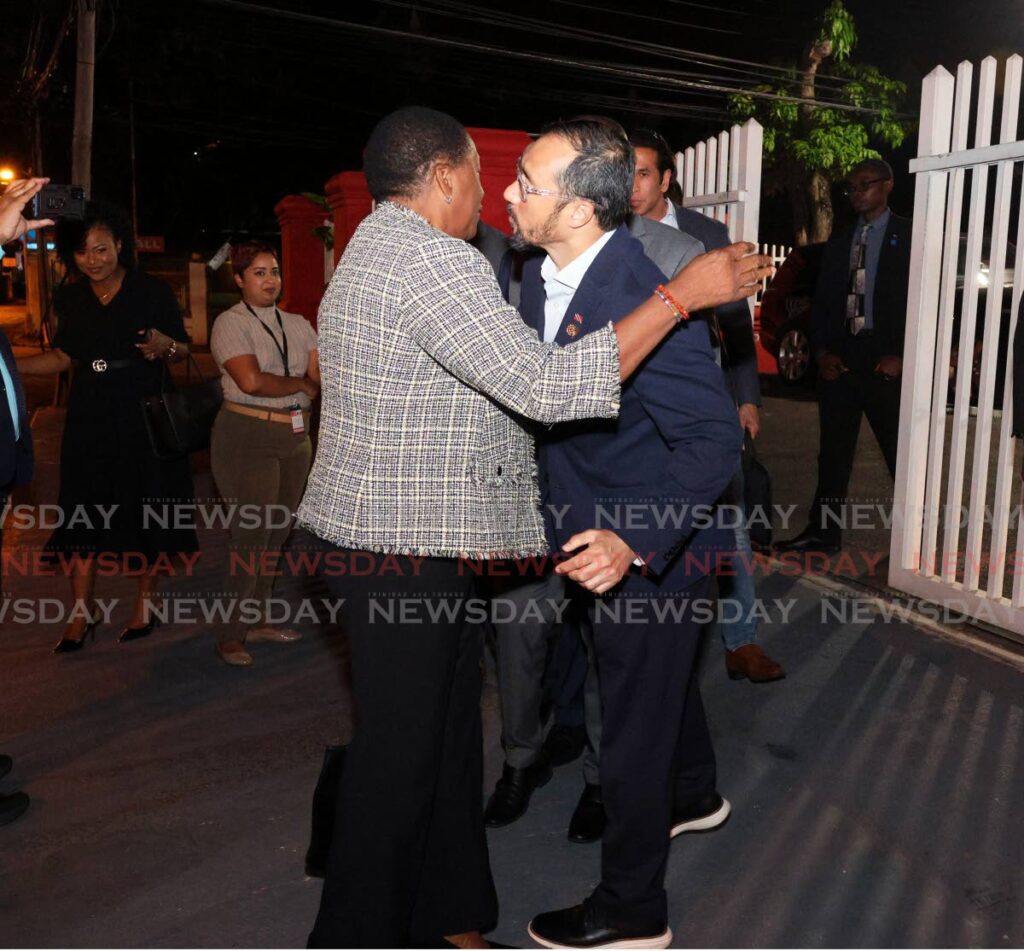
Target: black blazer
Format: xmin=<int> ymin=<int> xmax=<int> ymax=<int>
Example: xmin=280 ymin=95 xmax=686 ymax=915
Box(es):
xmin=0 ymin=333 xmax=33 ymax=490
xmin=811 ymin=211 xmax=912 ymax=361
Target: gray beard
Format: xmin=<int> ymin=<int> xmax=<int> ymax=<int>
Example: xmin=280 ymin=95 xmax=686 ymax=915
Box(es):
xmin=507 ymin=204 xmax=560 ymax=253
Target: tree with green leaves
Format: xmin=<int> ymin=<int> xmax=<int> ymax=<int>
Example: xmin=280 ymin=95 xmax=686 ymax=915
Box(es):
xmin=729 ymin=1 xmax=911 ymax=245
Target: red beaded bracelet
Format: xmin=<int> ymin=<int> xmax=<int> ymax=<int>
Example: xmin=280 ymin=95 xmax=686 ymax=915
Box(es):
xmin=654 ymin=284 xmax=690 ymax=324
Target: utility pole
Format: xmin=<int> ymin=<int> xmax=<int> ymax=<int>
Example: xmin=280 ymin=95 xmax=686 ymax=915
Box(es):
xmin=71 ymin=0 xmax=98 ymax=196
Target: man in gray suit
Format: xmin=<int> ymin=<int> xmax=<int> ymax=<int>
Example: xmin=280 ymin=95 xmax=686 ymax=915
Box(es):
xmin=630 ymin=129 xmax=785 ymax=684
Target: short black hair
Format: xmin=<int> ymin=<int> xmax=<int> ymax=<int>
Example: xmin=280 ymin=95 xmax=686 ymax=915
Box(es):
xmin=541 ymin=116 xmax=634 ymax=230
xmin=363 ymin=106 xmax=473 ymax=202
xmin=55 ymin=200 xmax=135 ymax=274
xmin=849 ymin=158 xmax=894 ymax=180
xmin=629 ymin=128 xmax=676 ymax=182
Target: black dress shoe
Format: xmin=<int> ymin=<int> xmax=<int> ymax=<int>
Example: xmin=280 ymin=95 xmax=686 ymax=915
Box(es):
xmin=483 ymin=759 xmax=552 ymax=828
xmin=0 ymin=754 xmax=11 ymax=781
xmin=528 ymin=899 xmax=671 ymax=949
xmin=567 ymin=783 xmax=605 ymax=843
xmin=119 ymin=617 xmax=162 ymax=642
xmin=0 ymin=791 xmax=30 ymax=827
xmin=775 ymin=527 xmax=841 ymax=555
xmin=670 ymin=791 xmax=731 ymax=838
xmin=543 ymin=723 xmax=587 ymax=767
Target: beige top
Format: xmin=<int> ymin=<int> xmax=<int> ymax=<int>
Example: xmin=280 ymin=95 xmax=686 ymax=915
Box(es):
xmin=211 ymin=301 xmax=318 ymax=409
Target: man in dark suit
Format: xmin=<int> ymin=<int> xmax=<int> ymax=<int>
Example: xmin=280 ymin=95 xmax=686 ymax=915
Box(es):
xmin=779 ymin=159 xmax=911 ymax=553
xmin=505 ymin=117 xmax=740 ymax=950
xmin=629 ymin=129 xmax=784 ymax=683
xmin=480 ymin=211 xmax=709 ymax=839
xmin=0 ymin=177 xmax=47 ymax=827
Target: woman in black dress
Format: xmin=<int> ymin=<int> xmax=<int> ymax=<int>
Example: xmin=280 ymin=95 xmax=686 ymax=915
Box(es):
xmin=17 ymin=202 xmax=198 ymax=651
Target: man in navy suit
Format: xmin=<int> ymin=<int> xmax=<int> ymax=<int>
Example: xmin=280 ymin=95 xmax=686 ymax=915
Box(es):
xmin=778 ymin=159 xmax=911 ymax=554
xmin=504 ymin=118 xmax=740 ymax=950
xmin=0 ymin=177 xmax=47 ymax=827
xmin=629 ymin=129 xmax=785 ymax=684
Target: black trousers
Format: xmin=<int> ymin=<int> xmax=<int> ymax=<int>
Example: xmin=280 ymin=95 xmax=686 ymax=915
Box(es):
xmin=308 ymin=548 xmax=497 ymax=948
xmin=807 ymin=367 xmax=901 ymax=537
xmin=587 ymin=573 xmax=716 ymax=933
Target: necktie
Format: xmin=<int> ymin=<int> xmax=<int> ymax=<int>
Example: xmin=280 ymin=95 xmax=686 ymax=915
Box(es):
xmin=846 ymin=223 xmax=870 ymax=336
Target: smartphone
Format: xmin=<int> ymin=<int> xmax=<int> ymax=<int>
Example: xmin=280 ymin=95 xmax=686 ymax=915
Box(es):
xmin=29 ymin=184 xmax=86 ymax=221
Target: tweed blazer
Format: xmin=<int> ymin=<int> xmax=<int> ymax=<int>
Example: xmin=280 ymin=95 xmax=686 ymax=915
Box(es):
xmin=297 ymin=202 xmax=622 ymax=559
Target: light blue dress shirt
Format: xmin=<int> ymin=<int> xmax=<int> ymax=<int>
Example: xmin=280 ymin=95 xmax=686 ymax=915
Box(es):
xmin=0 ymin=349 xmax=20 ymax=440
xmin=539 ymin=230 xmax=615 ymax=343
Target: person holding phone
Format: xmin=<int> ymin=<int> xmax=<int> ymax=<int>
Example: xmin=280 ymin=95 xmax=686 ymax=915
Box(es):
xmin=0 ymin=177 xmax=49 ymax=825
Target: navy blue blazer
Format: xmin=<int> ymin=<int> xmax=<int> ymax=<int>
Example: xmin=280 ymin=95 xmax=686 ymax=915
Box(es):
xmin=811 ymin=212 xmax=912 ymax=363
xmin=521 ymin=225 xmax=741 ymax=583
xmin=0 ymin=332 xmax=33 ymax=490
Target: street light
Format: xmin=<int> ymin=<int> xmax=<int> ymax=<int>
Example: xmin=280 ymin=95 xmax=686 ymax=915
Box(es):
xmin=0 ymin=167 xmax=15 ymax=183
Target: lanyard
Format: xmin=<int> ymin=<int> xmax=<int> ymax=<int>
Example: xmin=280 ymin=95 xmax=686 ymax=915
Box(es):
xmin=244 ymin=302 xmax=289 ymax=377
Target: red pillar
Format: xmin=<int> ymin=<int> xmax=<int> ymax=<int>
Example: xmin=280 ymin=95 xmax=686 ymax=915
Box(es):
xmin=467 ymin=127 xmax=531 ymax=234
xmin=325 ymin=171 xmax=373 ymax=264
xmin=278 ymin=129 xmax=533 ymax=318
xmin=274 ymin=194 xmax=329 ymax=326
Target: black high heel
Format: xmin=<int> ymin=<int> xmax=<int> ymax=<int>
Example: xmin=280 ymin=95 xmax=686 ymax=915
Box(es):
xmin=119 ymin=617 xmax=161 ymax=643
xmin=53 ymin=613 xmax=100 ymax=654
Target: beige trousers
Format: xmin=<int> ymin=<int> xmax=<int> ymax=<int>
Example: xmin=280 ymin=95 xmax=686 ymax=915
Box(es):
xmin=210 ymin=408 xmax=311 ymax=644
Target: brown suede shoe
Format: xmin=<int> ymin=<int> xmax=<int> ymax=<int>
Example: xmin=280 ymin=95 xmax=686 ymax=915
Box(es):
xmin=247 ymin=626 xmax=302 ymax=643
xmin=726 ymin=644 xmax=785 ymax=683
xmin=216 ymin=642 xmax=254 ymax=667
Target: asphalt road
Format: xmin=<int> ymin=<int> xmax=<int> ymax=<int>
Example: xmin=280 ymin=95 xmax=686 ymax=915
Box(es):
xmin=2 ymin=309 xmax=1022 ymax=947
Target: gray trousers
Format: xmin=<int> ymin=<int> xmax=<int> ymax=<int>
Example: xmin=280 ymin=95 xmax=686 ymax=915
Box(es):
xmin=493 ymin=572 xmax=602 ymax=784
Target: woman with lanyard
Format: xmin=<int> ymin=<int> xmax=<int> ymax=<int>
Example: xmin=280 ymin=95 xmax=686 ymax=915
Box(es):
xmin=210 ymin=241 xmax=319 ymax=667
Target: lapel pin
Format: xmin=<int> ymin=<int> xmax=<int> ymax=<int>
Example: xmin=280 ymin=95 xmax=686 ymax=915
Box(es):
xmin=573 ymin=313 xmax=584 ymax=324
xmin=565 ymin=323 xmax=579 ymax=338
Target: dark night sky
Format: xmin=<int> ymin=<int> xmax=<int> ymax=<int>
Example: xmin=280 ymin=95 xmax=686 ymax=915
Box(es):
xmin=1 ymin=0 xmax=1020 ymax=250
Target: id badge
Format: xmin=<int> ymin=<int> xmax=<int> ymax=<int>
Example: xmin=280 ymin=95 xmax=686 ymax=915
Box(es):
xmin=289 ymin=406 xmax=305 ymax=435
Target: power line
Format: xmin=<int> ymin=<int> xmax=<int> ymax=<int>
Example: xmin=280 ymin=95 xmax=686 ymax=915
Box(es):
xmin=192 ymin=0 xmax=895 ymax=117
xmin=389 ymin=0 xmax=856 ymax=90
xmin=542 ymin=0 xmax=743 ymax=37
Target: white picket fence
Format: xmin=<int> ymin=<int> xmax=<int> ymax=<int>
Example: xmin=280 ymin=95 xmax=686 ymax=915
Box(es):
xmin=675 ymin=118 xmax=763 ymax=246
xmin=757 ymin=243 xmax=791 ymax=301
xmin=890 ymin=55 xmax=1024 ymax=643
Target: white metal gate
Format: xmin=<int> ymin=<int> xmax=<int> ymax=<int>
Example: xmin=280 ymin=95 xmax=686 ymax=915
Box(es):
xmin=675 ymin=118 xmax=763 ymax=245
xmin=890 ymin=55 xmax=1024 ymax=643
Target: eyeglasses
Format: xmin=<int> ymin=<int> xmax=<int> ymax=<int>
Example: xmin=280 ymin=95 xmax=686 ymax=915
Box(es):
xmin=516 ymin=168 xmax=569 ymax=203
xmin=843 ymin=178 xmax=889 ymax=196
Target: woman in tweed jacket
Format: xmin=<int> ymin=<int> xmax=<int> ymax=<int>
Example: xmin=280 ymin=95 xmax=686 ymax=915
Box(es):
xmin=301 ymin=107 xmax=768 ymax=949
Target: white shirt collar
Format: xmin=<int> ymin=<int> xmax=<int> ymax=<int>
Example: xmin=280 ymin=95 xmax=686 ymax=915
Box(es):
xmin=540 ymin=229 xmax=616 ymax=291
xmin=659 ymin=201 xmax=678 ymax=229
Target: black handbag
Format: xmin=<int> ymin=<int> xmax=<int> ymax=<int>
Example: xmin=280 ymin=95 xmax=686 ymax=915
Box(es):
xmin=742 ymin=432 xmax=773 ymax=551
xmin=140 ymin=355 xmax=223 ymax=460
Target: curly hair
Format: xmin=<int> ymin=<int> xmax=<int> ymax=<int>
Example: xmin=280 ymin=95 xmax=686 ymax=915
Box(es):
xmin=363 ymin=106 xmax=473 ymax=202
